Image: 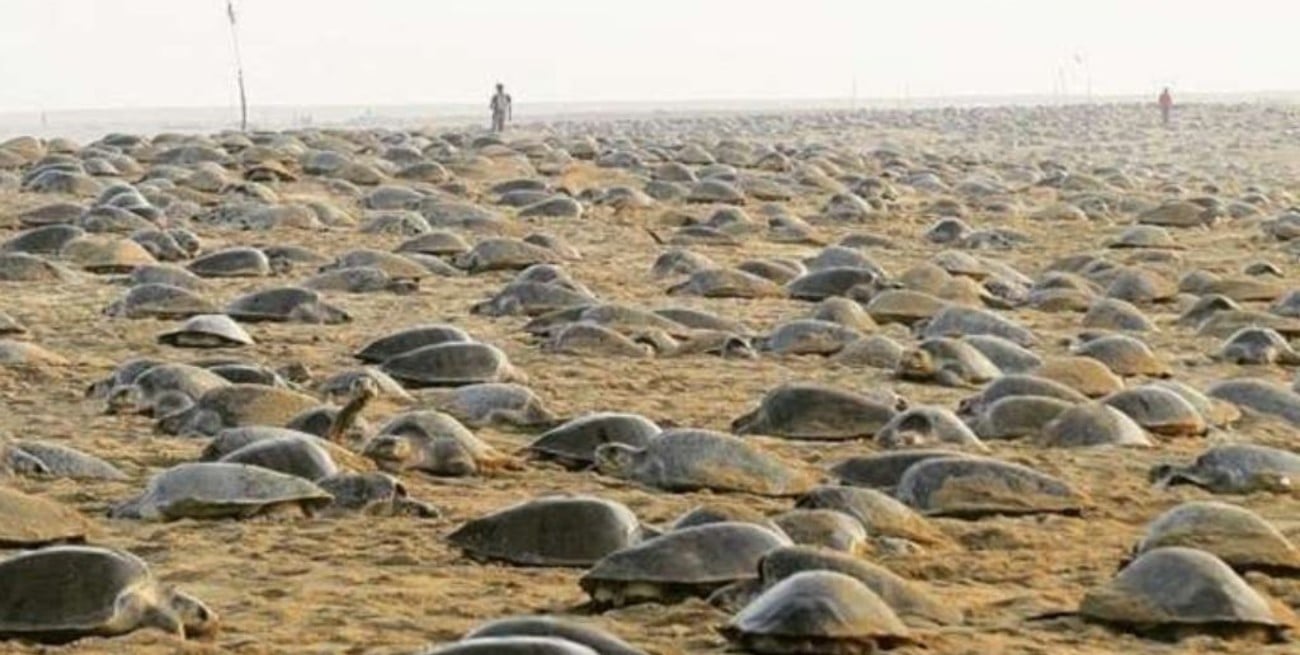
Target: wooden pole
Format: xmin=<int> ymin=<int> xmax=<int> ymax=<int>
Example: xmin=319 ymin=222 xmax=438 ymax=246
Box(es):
xmin=226 ymin=0 xmax=248 ymax=131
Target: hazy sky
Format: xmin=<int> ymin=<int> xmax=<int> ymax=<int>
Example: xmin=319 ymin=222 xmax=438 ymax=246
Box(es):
xmin=0 ymin=0 xmax=1295 ymax=112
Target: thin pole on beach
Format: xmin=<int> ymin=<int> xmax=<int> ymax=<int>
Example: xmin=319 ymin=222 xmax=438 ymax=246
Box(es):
xmin=225 ymin=0 xmax=249 ymax=132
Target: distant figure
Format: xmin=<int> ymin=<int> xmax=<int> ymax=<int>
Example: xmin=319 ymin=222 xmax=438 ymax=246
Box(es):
xmin=490 ymin=83 xmax=512 ymax=133
xmin=1158 ymin=87 xmax=1173 ymax=127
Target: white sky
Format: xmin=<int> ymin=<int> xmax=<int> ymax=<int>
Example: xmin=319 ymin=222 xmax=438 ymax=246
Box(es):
xmin=0 ymin=0 xmax=1295 ymax=112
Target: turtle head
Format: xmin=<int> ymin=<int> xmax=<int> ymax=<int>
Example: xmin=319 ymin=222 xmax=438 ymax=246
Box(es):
xmin=1148 ymin=462 xmax=1202 ymax=489
xmin=152 ymin=393 xmax=197 ymax=435
xmin=721 ymin=336 xmax=757 ymax=360
xmin=896 ymin=348 xmax=934 ymax=379
xmin=1 ymin=443 xmax=51 ymax=477
xmin=361 ymin=434 xmax=416 ymax=472
xmin=730 ymin=408 xmax=764 ymax=436
xmin=165 ymin=588 xmax=219 ymax=638
xmin=632 ymin=329 xmax=677 ymax=354
xmin=105 ymin=385 xmax=144 ymax=415
xmin=593 ymin=443 xmax=641 ymax=477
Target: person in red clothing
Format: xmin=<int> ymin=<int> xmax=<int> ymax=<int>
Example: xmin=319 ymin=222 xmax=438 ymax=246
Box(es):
xmin=1158 ymin=87 xmax=1173 ymax=126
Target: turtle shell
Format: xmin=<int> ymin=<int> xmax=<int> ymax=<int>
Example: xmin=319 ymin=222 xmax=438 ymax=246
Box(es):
xmin=447 ymin=496 xmax=647 ymax=567
xmin=380 ymin=341 xmax=521 ymax=387
xmin=110 ymin=462 xmax=332 ymax=521
xmin=0 ymin=487 xmax=90 ymax=547
xmin=1135 ymin=501 xmax=1300 ymax=574
xmin=527 ymin=413 xmax=661 ymax=468
xmin=895 ymin=456 xmax=1087 ymax=518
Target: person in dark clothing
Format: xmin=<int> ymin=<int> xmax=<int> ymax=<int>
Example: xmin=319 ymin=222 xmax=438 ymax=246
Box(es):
xmin=1158 ymin=88 xmax=1173 ymax=127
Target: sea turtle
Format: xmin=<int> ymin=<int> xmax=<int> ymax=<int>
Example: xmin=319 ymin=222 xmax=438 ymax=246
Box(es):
xmin=217 ymin=434 xmax=339 ymax=481
xmin=594 ymin=428 xmax=813 ymax=496
xmin=1214 ymin=327 xmax=1300 ymax=366
xmin=1150 ymin=444 xmax=1300 ymax=494
xmin=542 ymin=322 xmax=652 ymax=358
xmin=739 ymin=259 xmax=804 ymax=285
xmin=109 ymin=462 xmax=333 ymax=520
xmin=957 ymin=374 xmax=1089 ymax=419
xmin=2 ymin=439 xmax=126 ymax=480
xmin=1078 ymin=547 xmax=1288 ymax=641
xmin=317 ymin=368 xmax=411 ymax=403
xmin=649 ymin=249 xmax=715 ymax=278
xmin=60 ymin=236 xmax=156 ymax=273
xmin=421 ymin=383 xmax=557 ymax=428
xmin=1037 ymin=403 xmax=1152 ymax=448
xmin=302 ymin=266 xmax=418 ymax=294
xmin=1198 ymin=310 xmax=1300 ymax=339
xmin=875 ymin=406 xmax=985 ymax=451
xmin=720 ymin=571 xmax=914 ymax=654
xmin=124 ymin=264 xmax=206 ymax=291
xmin=0 ymin=487 xmax=90 ymax=547
xmin=472 ymin=281 xmax=595 ymax=317
xmin=362 ymin=411 xmax=516 ymax=476
xmin=455 ymin=238 xmax=559 ymax=273
xmin=758 ymin=319 xmax=862 ymax=356
xmin=1132 ymin=501 xmax=1299 ymax=574
xmin=961 ymin=334 xmax=1042 ymax=374
xmin=464 ymin=617 xmax=645 ymax=655
xmin=1206 ymin=378 xmax=1300 ymax=427
xmin=826 ymin=450 xmax=968 ymax=491
xmin=448 ymin=496 xmax=648 ymax=567
xmin=795 ymin=486 xmax=948 ymax=546
xmin=104 ymin=284 xmax=216 ymax=319
xmin=769 ymin=510 xmax=869 ymax=554
xmin=579 ymin=522 xmax=789 ymax=607
xmin=396 ymin=230 xmax=471 ymax=257
xmin=1032 ymin=356 xmax=1124 ymax=398
xmin=156 ymin=314 xmax=254 ymax=348
xmin=0 ymin=546 xmax=217 ymax=642
xmin=187 ymin=246 xmax=275 ymax=278
xmin=786 ymin=267 xmax=884 ymax=301
xmin=154 ymin=384 xmax=320 ymax=436
xmin=380 ymin=342 xmax=523 ymax=387
xmin=895 ymin=456 xmax=1087 ymax=518
xmin=1071 ymin=334 xmax=1170 ymax=377
xmin=2 ymin=224 xmax=85 ymax=255
xmin=325 ymin=248 xmax=446 ymax=280
xmin=730 ymin=383 xmax=898 ymax=441
xmin=1103 ymin=386 xmax=1207 ymax=437
xmin=0 ymin=252 xmax=78 ymax=282
xmin=1104 ymin=225 xmax=1181 ymax=250
xmin=315 ymin=471 xmax=438 ymax=517
xmin=527 ymin=413 xmax=661 ymax=469
xmin=0 ymin=340 xmax=68 ymax=366
xmin=1149 ymin=380 xmax=1242 ymax=428
xmin=830 ymin=335 xmax=905 ymax=369
xmin=420 ymin=637 xmax=599 ymax=654
xmin=670 ymin=504 xmax=774 ymax=532
xmin=666 ymin=268 xmax=784 ymax=299
xmin=864 ymin=290 xmax=949 ymax=326
xmin=353 ymin=324 xmax=473 ymax=363
xmin=972 ymin=396 xmax=1075 ymax=440
xmin=103 ymin=362 xmax=228 ymax=416
xmin=224 ymin=286 xmax=350 ymax=324
xmin=918 ymin=305 xmax=1036 ymax=347
xmin=1177 ymin=294 xmax=1241 ymax=327
xmin=1104 ymin=267 xmax=1178 ymax=304
xmin=809 ymin=297 xmax=876 ymax=331
xmin=686 ymin=179 xmax=746 ymax=205
xmin=653 ymin=306 xmax=751 ymax=334
xmin=741 ymin=546 xmax=961 ymax=626
xmin=895 ymin=338 xmax=1000 ymax=388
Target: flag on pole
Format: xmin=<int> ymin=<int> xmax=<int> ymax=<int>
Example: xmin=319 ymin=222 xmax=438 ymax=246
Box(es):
xmin=227 ymin=0 xmax=236 ymax=26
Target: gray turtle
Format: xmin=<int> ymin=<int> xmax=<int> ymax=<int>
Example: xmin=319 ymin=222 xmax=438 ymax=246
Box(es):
xmin=224 ymin=286 xmax=350 ymax=324
xmin=187 ymin=246 xmax=275 ymax=277
xmin=864 ymin=290 xmax=949 ymax=326
xmin=324 ymin=249 xmax=438 ymax=280
xmin=895 ymin=456 xmax=1088 ymax=518
xmin=830 ymin=335 xmax=905 ymax=369
xmin=1215 ymin=327 xmax=1300 ymax=366
xmin=786 ymin=267 xmax=884 ymax=301
xmin=595 ymin=428 xmax=813 ymax=496
xmin=1071 ymin=334 xmax=1170 ymax=377
xmin=1150 ymin=444 xmax=1300 ymax=494
xmin=895 ymin=338 xmax=1000 ymax=388
xmin=157 ymin=314 xmax=254 ymax=348
xmin=918 ymin=305 xmax=1036 ymax=347
xmin=464 ymin=617 xmax=645 ymax=655
xmin=720 ymin=571 xmax=914 ymax=654
xmin=0 ymin=487 xmax=90 ymax=547
xmin=731 ymin=383 xmax=898 ymax=441
xmin=666 ymin=268 xmax=784 ymax=299
xmin=103 ymin=362 xmax=227 ymax=415
xmin=109 ymin=462 xmax=332 ymax=520
xmin=1032 ymin=356 xmax=1124 ymax=398
xmin=0 ymin=546 xmax=217 ymax=643
xmin=875 ymin=406 xmax=985 ymax=451
xmin=957 ymin=374 xmax=1089 ymax=418
xmin=455 ymin=238 xmax=559 ymax=273
xmin=1133 ymin=501 xmax=1299 ymax=574
xmin=422 ymin=383 xmax=558 ymax=428
xmin=1079 ymin=547 xmax=1288 ymax=641
xmin=3 ymin=440 xmax=126 ymax=480
xmin=542 ymin=322 xmax=652 ymax=357
xmin=1103 ymin=386 xmax=1207 ymax=437
xmin=448 ymin=496 xmax=648 ymax=567
xmin=769 ymin=509 xmax=869 ymax=554
xmin=1206 ymin=378 xmax=1300 ymax=427
xmin=759 ymin=319 xmax=862 ymax=356
xmin=795 ymin=486 xmax=948 ymax=546
xmin=123 ymin=264 xmax=206 ymax=290
xmin=472 ymin=282 xmax=595 ymax=317
xmin=423 ymin=637 xmax=598 ymax=654
xmin=217 ymin=435 xmax=339 ymax=481
xmin=961 ymin=334 xmax=1042 ymax=373
xmin=972 ymin=395 xmax=1074 ymax=440
xmin=579 ymin=522 xmax=789 ymax=607
xmin=302 ymin=266 xmax=418 ymax=294
xmin=527 ymin=413 xmax=661 ymax=469
xmin=649 ymin=249 xmax=715 ymax=279
xmin=380 ymin=341 xmax=523 ymax=387
xmin=809 ymin=297 xmax=876 ymax=331
xmin=316 ymin=471 xmax=438 ymax=517
xmin=827 ymin=450 xmax=967 ymax=491
xmin=154 ymin=384 xmax=320 ymax=436
xmin=362 ymin=411 xmax=516 ymax=476
xmin=104 ymin=284 xmax=216 ymax=319
xmin=2 ymin=224 xmax=85 ymax=255
xmin=1038 ymin=403 xmax=1153 ymax=448
xmin=653 ymin=306 xmax=751 ymax=334
xmin=396 ymin=230 xmax=471 ymax=257
xmin=0 ymin=252 xmax=78 ymax=282
xmin=353 ymin=324 xmax=472 ymax=363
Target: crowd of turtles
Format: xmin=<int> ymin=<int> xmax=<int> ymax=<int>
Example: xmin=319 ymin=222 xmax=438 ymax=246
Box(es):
xmin=0 ymin=101 xmax=1298 ymax=653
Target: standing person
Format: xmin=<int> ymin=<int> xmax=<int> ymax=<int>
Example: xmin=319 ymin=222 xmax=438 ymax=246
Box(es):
xmin=490 ymin=83 xmax=512 ymax=133
xmin=1158 ymin=87 xmax=1173 ymax=127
